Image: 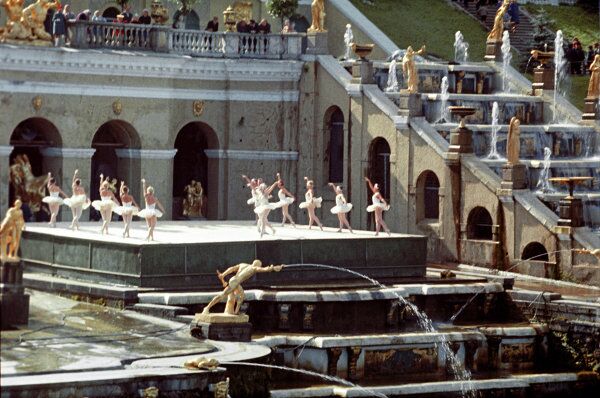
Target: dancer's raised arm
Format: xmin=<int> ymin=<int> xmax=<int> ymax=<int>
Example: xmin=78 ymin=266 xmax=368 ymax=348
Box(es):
xmin=72 ymin=169 xmax=79 ymax=185
xmin=265 ymin=180 xmax=279 ymax=195
xmin=241 ymin=174 xmax=251 ymax=185
xmin=364 ymin=176 xmax=375 ymax=193
xmin=328 ymin=182 xmax=337 ymax=194
xmin=141 ymin=178 xmax=147 ymax=196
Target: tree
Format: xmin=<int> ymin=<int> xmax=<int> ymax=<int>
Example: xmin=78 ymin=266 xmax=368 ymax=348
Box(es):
xmin=266 ymin=0 xmax=298 ymax=26
xmin=531 ymin=8 xmax=555 ymax=51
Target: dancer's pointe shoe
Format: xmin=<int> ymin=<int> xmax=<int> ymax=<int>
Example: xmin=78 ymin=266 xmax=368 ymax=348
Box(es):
xmin=319 ymin=225 xmax=323 ymax=231
xmin=387 ymin=231 xmax=392 ymax=236
xmin=375 ymin=232 xmax=379 ymax=236
xmin=337 ymin=228 xmax=342 ymax=233
xmin=292 ymin=222 xmax=296 ymax=228
xmin=349 ymin=229 xmax=354 ymax=234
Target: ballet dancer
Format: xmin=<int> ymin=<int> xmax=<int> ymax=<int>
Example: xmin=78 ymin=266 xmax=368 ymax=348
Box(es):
xmin=328 ymin=183 xmax=353 ymax=233
xmin=275 ymin=173 xmax=295 ymax=227
xmin=254 ymin=180 xmax=279 ymax=237
xmin=42 ymin=172 xmax=67 ymax=228
xmin=63 ymin=169 xmax=90 ymax=231
xmin=137 ymin=178 xmax=166 ymax=241
xmin=114 ymin=181 xmax=139 ymax=238
xmin=242 ymin=174 xmax=260 ymax=229
xmin=91 ymin=174 xmax=120 ymax=235
xmin=364 ymin=176 xmax=391 ymax=236
xmin=299 ymin=177 xmax=323 ymax=230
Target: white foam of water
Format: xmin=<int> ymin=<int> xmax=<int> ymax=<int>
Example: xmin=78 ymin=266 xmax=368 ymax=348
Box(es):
xmin=454 ymin=31 xmax=469 ymax=63
xmin=487 ymin=101 xmax=502 ymax=159
xmin=501 ymin=31 xmax=512 ymax=93
xmin=386 ymin=59 xmax=400 ymax=92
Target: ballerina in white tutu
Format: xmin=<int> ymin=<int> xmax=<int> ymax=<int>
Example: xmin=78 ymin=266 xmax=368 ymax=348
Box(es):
xmin=137 ymin=179 xmax=166 ymax=241
xmin=328 ymin=183 xmax=353 ymax=233
xmin=114 ymin=181 xmax=140 ymax=238
xmin=42 ymin=172 xmax=67 ymax=228
xmin=242 ymin=174 xmax=260 ymax=229
xmin=275 ymin=173 xmax=296 ymax=227
xmin=63 ymin=169 xmax=90 ymax=231
xmin=299 ymin=177 xmax=323 ymax=231
xmin=364 ymin=176 xmax=391 ymax=236
xmin=91 ymin=174 xmax=120 ymax=235
xmin=254 ymin=180 xmax=279 ymax=237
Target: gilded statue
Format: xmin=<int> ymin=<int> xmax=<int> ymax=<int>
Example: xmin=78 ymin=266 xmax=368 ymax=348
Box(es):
xmin=507 ymin=116 xmax=521 ymax=165
xmin=0 ymin=199 xmax=25 ymax=260
xmin=183 ymin=180 xmax=204 ymax=218
xmin=9 ymin=154 xmax=49 ymax=214
xmin=402 ymin=45 xmax=426 ymax=94
xmin=307 ymin=0 xmax=326 ymax=33
xmin=587 ymin=54 xmax=600 ymax=99
xmin=488 ymin=0 xmax=509 ymax=42
xmin=1 ymin=0 xmax=60 ymax=42
xmin=201 ymin=260 xmax=282 ymax=315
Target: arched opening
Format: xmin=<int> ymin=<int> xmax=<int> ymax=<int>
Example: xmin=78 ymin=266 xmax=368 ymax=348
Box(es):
xmin=324 ymin=106 xmax=344 ymax=184
xmin=9 ymin=118 xmax=62 ymax=221
xmin=466 ymin=206 xmax=494 ymax=240
xmin=416 ymin=170 xmax=440 ymax=221
xmin=90 ymin=120 xmax=141 ymax=220
xmin=102 ymin=7 xmax=120 ymax=21
xmin=173 ymin=122 xmax=219 ymax=219
xmin=173 ymin=10 xmax=200 ymax=30
xmin=369 ymin=138 xmax=391 ymax=201
xmin=522 ymin=242 xmax=549 ymax=262
xmin=289 ymin=15 xmax=309 ymax=33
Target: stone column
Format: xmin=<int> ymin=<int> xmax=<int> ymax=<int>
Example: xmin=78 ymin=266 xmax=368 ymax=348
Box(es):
xmin=0 ymin=146 xmax=13 ymax=217
xmin=137 ymin=149 xmax=177 ymax=220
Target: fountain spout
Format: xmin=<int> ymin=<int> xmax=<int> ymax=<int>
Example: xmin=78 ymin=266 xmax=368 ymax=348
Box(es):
xmin=501 ymin=31 xmax=512 ymax=92
xmin=454 ymin=31 xmax=469 ymax=63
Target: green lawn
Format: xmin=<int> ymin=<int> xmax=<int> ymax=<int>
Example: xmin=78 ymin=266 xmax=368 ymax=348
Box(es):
xmin=349 ymin=0 xmax=489 ymax=61
xmin=524 ymin=73 xmax=589 ymax=110
xmin=524 ymin=4 xmax=599 ymax=47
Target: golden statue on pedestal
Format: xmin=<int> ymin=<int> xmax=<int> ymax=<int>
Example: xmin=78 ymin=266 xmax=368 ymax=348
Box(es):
xmin=0 ymin=199 xmax=25 ymax=260
xmin=9 ymin=154 xmax=49 ymax=214
xmin=488 ymin=0 xmax=509 ymax=42
xmin=183 ymin=180 xmax=205 ymax=218
xmin=507 ymin=117 xmax=521 ymax=165
xmin=587 ymin=54 xmax=600 ymax=99
xmin=402 ymin=45 xmax=426 ymax=94
xmin=308 ymin=0 xmax=326 ymax=33
xmin=1 ymin=0 xmax=60 ymax=43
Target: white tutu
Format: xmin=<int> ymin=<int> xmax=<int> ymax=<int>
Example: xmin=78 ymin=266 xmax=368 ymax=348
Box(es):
xmin=247 ymin=197 xmax=256 ymax=205
xmin=331 ymin=203 xmax=353 ymax=214
xmin=299 ymin=197 xmax=322 ymax=209
xmin=137 ymin=207 xmax=163 ymax=218
xmin=254 ymin=203 xmax=278 ymax=215
xmin=91 ymin=198 xmax=116 ymax=212
xmin=275 ymin=196 xmax=295 ymax=208
xmin=367 ymin=203 xmax=390 ymax=212
xmin=43 ymin=196 xmax=64 ymax=205
xmin=64 ymin=194 xmax=90 ymax=209
xmin=114 ymin=204 xmax=139 ymax=216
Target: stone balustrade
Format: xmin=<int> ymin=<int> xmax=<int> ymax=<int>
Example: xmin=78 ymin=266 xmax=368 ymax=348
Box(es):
xmin=68 ymin=21 xmax=304 ymax=60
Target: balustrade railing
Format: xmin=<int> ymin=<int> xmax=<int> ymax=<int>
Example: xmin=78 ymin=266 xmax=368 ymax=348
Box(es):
xmin=69 ymin=21 xmax=304 ymax=60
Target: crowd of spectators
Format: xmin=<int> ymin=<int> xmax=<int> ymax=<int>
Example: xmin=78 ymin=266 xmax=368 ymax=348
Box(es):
xmin=567 ymin=39 xmax=600 ymax=75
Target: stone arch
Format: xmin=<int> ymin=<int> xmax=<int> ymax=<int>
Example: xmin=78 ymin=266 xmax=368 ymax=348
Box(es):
xmin=368 ymin=137 xmax=391 ymax=201
xmin=416 ymin=170 xmax=440 ymax=221
xmin=173 ymin=9 xmax=200 ymax=30
xmin=323 ymin=105 xmax=344 ymax=184
xmin=102 ymin=6 xmax=120 ymax=20
xmin=9 ymin=117 xmax=63 ymax=221
xmin=90 ymin=120 xmax=141 ymax=219
xmin=172 ymin=122 xmax=219 ymax=219
xmin=522 ymin=242 xmax=549 ymax=262
xmin=466 ymin=206 xmax=494 ymax=240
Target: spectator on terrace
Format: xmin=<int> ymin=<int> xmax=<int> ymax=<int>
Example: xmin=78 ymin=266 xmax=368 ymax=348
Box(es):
xmin=594 ymin=42 xmax=600 ymax=56
xmin=76 ymin=9 xmax=91 ymax=21
xmin=139 ymin=9 xmax=151 ymax=24
xmin=236 ymin=19 xmax=248 ymax=33
xmin=507 ymin=0 xmax=519 ymax=32
xmin=205 ymin=16 xmax=219 ymax=32
xmin=172 ymin=14 xmax=182 ymax=29
xmin=92 ymin=10 xmax=104 ymax=22
xmin=63 ymin=4 xmax=75 ymax=21
xmin=52 ymin=5 xmax=66 ymax=46
xmin=568 ymin=39 xmax=585 ymax=75
xmin=257 ymin=18 xmax=271 ymax=34
xmin=122 ymin=4 xmax=133 ymax=23
xmin=477 ymin=3 xmax=488 ymax=22
xmin=281 ymin=19 xmax=294 ymax=33
xmin=587 ymin=45 xmax=596 ymax=73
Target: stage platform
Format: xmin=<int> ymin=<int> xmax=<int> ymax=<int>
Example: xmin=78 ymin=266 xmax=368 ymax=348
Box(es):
xmin=20 ymin=221 xmax=427 ymax=289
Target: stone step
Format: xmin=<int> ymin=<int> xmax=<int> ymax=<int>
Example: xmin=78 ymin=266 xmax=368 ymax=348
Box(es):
xmin=129 ymin=303 xmax=189 ymax=319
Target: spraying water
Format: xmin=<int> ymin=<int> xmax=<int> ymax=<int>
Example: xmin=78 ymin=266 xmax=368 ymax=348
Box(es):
xmin=501 ymin=31 xmax=512 ymax=92
xmin=386 ymin=59 xmax=400 ymax=92
xmin=436 ymin=76 xmax=450 ymax=123
xmin=454 ymin=31 xmax=469 ymax=63
xmin=536 ymin=147 xmax=553 ymax=193
xmin=553 ymin=30 xmax=567 ymax=122
xmin=487 ymin=102 xmax=502 ymax=159
xmin=284 ymin=263 xmax=476 ymax=398
xmin=222 ymin=362 xmax=389 ymax=398
xmin=343 ymin=24 xmax=354 ymax=61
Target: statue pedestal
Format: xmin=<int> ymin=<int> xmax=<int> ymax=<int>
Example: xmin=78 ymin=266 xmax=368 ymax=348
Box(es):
xmin=582 ymin=97 xmax=599 ymax=121
xmin=1 ymin=257 xmax=29 ymax=329
xmin=397 ymin=92 xmax=422 ymax=117
xmin=500 ymin=163 xmax=528 ymax=190
xmin=484 ymin=40 xmax=502 ymax=62
xmin=557 ymin=197 xmax=585 ymax=228
xmin=306 ymin=32 xmax=328 ymax=55
xmin=532 ymin=66 xmax=555 ymax=92
xmin=351 ymin=60 xmax=374 ymax=84
xmin=191 ymin=313 xmax=251 ymax=342
xmin=448 ymin=125 xmax=473 ymax=154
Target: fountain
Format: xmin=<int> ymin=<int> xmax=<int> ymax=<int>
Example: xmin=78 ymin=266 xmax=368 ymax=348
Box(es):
xmin=385 ymin=59 xmax=399 ymax=92
xmin=454 ymin=31 xmax=469 ymax=63
xmin=435 ymin=76 xmax=450 ymax=122
xmin=487 ymin=101 xmax=502 ymax=159
xmin=553 ymin=30 xmax=567 ymax=122
xmin=343 ymin=24 xmax=354 ymax=61
xmin=536 ymin=147 xmax=553 ymax=193
xmin=501 ymin=30 xmax=512 ymax=92
xmin=549 ymin=176 xmax=594 ymax=228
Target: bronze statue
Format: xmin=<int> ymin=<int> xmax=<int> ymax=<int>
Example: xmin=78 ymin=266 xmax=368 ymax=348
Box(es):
xmin=9 ymin=154 xmax=48 ymax=214
xmin=308 ymin=0 xmax=326 ymax=33
xmin=402 ymin=45 xmax=426 ymax=94
xmin=183 ymin=180 xmax=204 ymax=218
xmin=0 ymin=199 xmax=25 ymax=260
xmin=507 ymin=116 xmax=521 ymax=165
xmin=587 ymin=54 xmax=600 ymax=99
xmin=488 ymin=0 xmax=509 ymax=42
